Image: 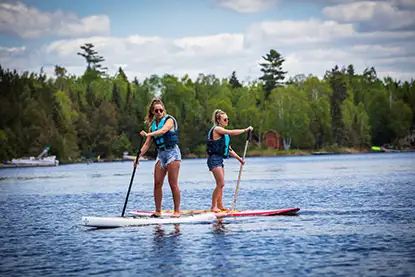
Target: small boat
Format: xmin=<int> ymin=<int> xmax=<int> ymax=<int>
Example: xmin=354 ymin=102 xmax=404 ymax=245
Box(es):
xmin=6 ymin=146 xmax=59 ymax=167
xmin=122 ymin=152 xmax=148 ymax=161
xmin=311 ymin=151 xmax=336 ymax=155
xmin=371 ymin=145 xmax=399 ymax=153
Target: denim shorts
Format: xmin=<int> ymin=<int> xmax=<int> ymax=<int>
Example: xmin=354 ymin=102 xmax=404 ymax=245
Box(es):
xmin=207 ymin=154 xmax=224 ymax=171
xmin=156 ymin=145 xmax=182 ymax=169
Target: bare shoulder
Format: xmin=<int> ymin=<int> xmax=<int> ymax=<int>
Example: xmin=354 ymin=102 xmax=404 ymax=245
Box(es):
xmin=165 ymin=117 xmax=176 ymax=127
xmin=165 ymin=117 xmax=174 ymax=123
xmin=214 ymin=126 xmax=226 ymax=135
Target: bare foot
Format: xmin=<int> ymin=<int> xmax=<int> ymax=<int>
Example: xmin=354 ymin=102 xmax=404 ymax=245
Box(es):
xmin=171 ymin=212 xmax=180 ymax=218
xmin=211 ymin=207 xmax=221 ymax=213
xmin=218 ymin=207 xmax=230 ymax=212
xmin=150 ymin=212 xmax=161 ymax=218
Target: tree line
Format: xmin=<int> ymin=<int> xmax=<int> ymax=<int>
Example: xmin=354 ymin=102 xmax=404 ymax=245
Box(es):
xmin=0 ymin=44 xmax=414 ymax=163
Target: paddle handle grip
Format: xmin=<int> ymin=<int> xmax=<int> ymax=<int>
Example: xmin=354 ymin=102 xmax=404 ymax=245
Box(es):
xmin=246 ymin=130 xmax=252 ymax=141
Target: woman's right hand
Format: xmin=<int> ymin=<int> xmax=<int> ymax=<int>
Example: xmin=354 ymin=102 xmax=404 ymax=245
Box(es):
xmin=246 ymin=126 xmax=253 ymax=132
xmin=134 ymin=157 xmax=140 ymax=167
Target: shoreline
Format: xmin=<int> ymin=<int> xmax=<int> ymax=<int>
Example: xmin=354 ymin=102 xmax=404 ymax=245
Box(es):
xmin=2 ymin=147 xmax=414 ymax=168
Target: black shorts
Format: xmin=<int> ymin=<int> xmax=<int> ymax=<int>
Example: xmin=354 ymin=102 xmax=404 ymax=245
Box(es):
xmin=207 ymin=154 xmax=224 ymax=171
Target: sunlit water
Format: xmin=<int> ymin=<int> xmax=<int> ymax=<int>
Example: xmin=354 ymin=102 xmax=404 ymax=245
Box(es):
xmin=0 ymin=153 xmax=414 ymax=277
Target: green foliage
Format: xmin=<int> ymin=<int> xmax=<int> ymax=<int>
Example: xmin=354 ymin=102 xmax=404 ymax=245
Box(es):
xmin=259 ymin=49 xmax=287 ymax=99
xmin=267 ymin=85 xmax=311 ymax=149
xmin=388 ymin=100 xmax=412 ymax=145
xmin=0 ymin=48 xmax=414 ymax=163
xmin=113 ymin=133 xmax=132 ymax=157
xmin=326 ymin=65 xmax=349 ymax=146
xmin=229 ymin=71 xmax=242 ymax=89
xmin=304 ymin=77 xmax=332 ymax=148
xmin=77 ymin=43 xmax=107 ymax=76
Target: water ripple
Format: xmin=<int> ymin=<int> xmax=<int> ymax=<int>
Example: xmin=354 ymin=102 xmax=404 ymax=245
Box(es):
xmin=0 ymin=153 xmax=414 ymax=277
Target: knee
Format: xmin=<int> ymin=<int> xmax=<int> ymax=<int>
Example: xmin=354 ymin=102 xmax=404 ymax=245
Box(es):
xmin=216 ymin=182 xmax=224 ymax=189
xmin=154 ymin=182 xmax=163 ymax=189
xmin=169 ymin=182 xmax=179 ymax=190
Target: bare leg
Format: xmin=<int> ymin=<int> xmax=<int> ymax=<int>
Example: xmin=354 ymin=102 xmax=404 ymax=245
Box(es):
xmin=154 ymin=161 xmax=167 ymax=215
xmin=211 ymin=166 xmax=225 ymax=212
xmin=167 ymin=160 xmax=181 ymax=217
xmin=216 ymin=167 xmax=228 ymax=210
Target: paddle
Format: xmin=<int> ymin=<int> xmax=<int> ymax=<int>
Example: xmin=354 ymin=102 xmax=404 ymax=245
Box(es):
xmin=121 ymin=137 xmax=143 ymax=217
xmin=231 ymin=130 xmax=252 ymax=211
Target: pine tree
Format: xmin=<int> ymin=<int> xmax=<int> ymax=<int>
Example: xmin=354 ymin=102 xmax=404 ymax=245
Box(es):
xmin=259 ymin=49 xmax=287 ymax=99
xmin=229 ymin=71 xmax=242 ymax=89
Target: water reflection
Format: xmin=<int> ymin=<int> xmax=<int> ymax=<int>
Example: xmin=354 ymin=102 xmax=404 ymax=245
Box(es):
xmin=153 ymin=224 xmax=181 ymax=240
xmin=212 ymin=218 xmax=228 ymax=234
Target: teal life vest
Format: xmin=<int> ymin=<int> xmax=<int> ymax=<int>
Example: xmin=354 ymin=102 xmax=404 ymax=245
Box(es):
xmin=206 ymin=126 xmax=230 ymax=158
xmin=151 ymin=115 xmax=179 ymax=150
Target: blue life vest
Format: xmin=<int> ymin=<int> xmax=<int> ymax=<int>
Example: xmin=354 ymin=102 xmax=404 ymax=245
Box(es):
xmin=206 ymin=126 xmax=230 ymax=158
xmin=151 ymin=115 xmax=179 ymax=150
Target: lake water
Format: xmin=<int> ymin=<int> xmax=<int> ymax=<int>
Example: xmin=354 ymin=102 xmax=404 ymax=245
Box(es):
xmin=0 ymin=153 xmax=414 ymax=277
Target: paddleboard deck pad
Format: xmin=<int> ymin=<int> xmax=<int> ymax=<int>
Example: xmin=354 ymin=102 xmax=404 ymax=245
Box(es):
xmin=82 ymin=212 xmax=216 ymax=228
xmin=130 ymin=207 xmax=300 ymax=218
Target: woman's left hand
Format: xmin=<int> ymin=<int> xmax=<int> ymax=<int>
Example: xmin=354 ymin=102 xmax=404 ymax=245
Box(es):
xmin=140 ymin=130 xmax=148 ymax=137
xmin=239 ymin=158 xmax=245 ymax=166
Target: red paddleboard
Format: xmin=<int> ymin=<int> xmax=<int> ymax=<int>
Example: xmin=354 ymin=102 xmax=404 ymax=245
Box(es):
xmin=129 ymin=208 xmax=300 ymax=218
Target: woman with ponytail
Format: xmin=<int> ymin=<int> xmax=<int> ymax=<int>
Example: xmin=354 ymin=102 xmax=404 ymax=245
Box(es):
xmin=135 ymin=98 xmax=181 ymax=218
xmin=206 ymin=109 xmax=253 ymax=212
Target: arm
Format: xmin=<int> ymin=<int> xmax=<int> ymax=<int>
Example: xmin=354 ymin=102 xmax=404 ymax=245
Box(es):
xmin=215 ymin=126 xmax=253 ymax=136
xmin=229 ymin=146 xmax=245 ymax=165
xmin=139 ymin=136 xmax=152 ymax=158
xmin=135 ymin=127 xmax=152 ymax=166
xmin=141 ymin=118 xmax=174 ymax=137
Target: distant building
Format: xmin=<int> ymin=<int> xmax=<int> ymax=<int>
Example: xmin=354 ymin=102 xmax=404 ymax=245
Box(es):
xmin=263 ymin=130 xmax=283 ymax=149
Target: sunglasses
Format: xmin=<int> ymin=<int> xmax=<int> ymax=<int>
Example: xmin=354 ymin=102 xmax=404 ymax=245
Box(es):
xmin=223 ymin=118 xmax=229 ymax=122
xmin=154 ymin=109 xmax=164 ymax=114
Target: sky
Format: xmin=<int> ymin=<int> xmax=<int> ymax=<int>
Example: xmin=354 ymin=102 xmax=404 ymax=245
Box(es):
xmin=0 ymin=0 xmax=414 ymax=83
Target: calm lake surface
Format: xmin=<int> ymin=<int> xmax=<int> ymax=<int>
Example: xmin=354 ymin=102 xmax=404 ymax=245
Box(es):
xmin=1 ymin=153 xmax=414 ymax=277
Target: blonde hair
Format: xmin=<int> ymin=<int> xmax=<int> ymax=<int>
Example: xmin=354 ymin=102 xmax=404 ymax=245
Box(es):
xmin=212 ymin=109 xmax=226 ymax=126
xmin=145 ymin=98 xmax=166 ymax=124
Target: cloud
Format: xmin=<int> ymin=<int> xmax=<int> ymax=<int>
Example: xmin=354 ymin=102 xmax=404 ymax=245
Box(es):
xmin=244 ymin=17 xmax=415 ymax=80
xmin=0 ymin=46 xmax=26 ymax=67
xmin=37 ymin=33 xmax=247 ymax=80
xmin=244 ymin=19 xmax=356 ymax=49
xmin=0 ymin=1 xmax=110 ymax=39
xmin=244 ymin=17 xmax=415 ymax=56
xmin=322 ymin=1 xmax=415 ymax=31
xmin=393 ymin=0 xmax=415 ymax=9
xmin=0 ymin=45 xmax=26 ymax=54
xmin=215 ymin=0 xmax=279 ymax=13
xmin=174 ymin=34 xmax=245 ymax=57
xmin=0 ymin=7 xmax=414 ymax=83
xmin=350 ymin=44 xmax=408 ymax=58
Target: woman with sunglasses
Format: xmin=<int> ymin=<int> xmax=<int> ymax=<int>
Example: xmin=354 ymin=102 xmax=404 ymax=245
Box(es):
xmin=207 ymin=109 xmax=253 ymax=212
xmin=135 ymin=98 xmax=181 ymax=218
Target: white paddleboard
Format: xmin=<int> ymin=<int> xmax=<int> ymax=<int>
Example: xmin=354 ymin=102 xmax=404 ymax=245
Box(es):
xmin=81 ymin=212 xmax=216 ymax=228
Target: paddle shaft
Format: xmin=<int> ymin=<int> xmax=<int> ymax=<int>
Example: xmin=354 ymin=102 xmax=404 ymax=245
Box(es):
xmin=121 ymin=138 xmax=143 ymax=217
xmin=231 ymin=130 xmax=251 ymax=211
